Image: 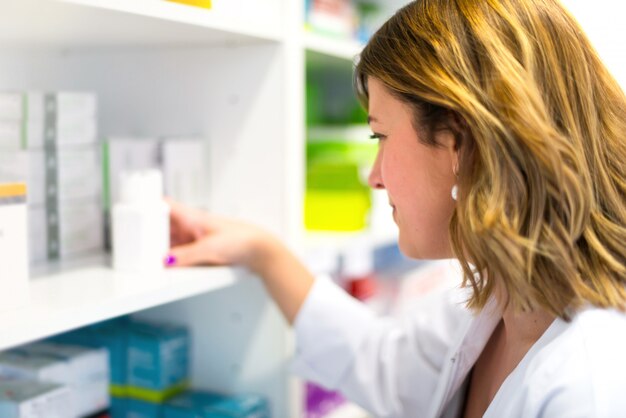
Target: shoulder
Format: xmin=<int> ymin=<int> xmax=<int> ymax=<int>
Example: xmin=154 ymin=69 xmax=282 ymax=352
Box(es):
xmin=524 ymin=308 xmax=626 ymax=416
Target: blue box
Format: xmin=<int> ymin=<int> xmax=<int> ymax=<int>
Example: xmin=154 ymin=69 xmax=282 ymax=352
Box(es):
xmin=125 ymin=398 xmax=163 ymax=418
xmin=163 ymin=391 xmax=270 ymax=418
xmin=127 ymin=321 xmax=190 ymax=392
xmin=110 ymin=396 xmax=128 ymax=418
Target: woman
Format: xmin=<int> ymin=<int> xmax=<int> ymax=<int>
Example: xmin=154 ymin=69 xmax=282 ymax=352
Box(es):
xmin=165 ymin=0 xmax=626 ymax=416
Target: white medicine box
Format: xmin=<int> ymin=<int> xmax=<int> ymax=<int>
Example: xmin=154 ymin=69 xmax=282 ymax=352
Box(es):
xmin=0 ymin=183 xmax=29 ymax=312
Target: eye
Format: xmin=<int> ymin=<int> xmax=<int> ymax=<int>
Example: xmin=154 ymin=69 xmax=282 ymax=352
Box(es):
xmin=369 ymin=132 xmax=387 ymax=143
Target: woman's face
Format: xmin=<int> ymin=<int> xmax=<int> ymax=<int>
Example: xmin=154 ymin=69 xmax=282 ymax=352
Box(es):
xmin=367 ymin=77 xmax=458 ymax=259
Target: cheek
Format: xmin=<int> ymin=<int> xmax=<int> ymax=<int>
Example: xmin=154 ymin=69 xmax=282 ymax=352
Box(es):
xmin=382 ymin=147 xmax=456 ymax=258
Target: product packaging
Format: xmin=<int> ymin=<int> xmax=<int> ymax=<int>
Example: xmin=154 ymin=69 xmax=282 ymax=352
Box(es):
xmin=0 ymin=183 xmax=29 ymax=311
xmin=126 ymin=320 xmax=190 ymax=402
xmin=163 ymin=391 xmax=270 ymax=418
xmin=112 ymin=170 xmax=170 ymax=272
xmin=19 ymin=342 xmax=110 ymax=417
xmin=0 ymin=379 xmax=72 ymax=418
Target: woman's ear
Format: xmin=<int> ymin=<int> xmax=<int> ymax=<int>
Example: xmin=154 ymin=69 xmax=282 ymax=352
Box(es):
xmin=447 ymin=111 xmax=469 ymax=151
xmin=441 ymin=111 xmax=469 ymax=174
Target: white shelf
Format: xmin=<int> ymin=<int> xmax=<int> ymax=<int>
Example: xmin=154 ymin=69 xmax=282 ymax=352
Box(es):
xmin=0 ymin=0 xmax=282 ymax=49
xmin=0 ymin=260 xmax=240 ymax=351
xmin=304 ymin=31 xmax=365 ymax=61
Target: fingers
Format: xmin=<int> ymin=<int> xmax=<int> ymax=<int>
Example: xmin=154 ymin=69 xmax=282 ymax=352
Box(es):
xmin=165 ymin=242 xmax=203 ymax=267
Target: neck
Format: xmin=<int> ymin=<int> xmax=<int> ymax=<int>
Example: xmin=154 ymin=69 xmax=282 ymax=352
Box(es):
xmin=501 ymin=304 xmax=555 ymax=345
xmin=492 ymin=280 xmax=556 ymax=345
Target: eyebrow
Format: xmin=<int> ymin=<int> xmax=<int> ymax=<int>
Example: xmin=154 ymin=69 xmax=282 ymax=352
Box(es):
xmin=367 ymin=116 xmax=378 ymax=123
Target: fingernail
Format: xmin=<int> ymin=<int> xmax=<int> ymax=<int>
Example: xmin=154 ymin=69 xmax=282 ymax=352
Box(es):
xmin=164 ymin=254 xmax=177 ymax=267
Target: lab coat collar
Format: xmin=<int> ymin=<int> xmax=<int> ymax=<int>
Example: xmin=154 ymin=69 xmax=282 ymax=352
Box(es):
xmin=430 ymin=295 xmax=503 ymax=418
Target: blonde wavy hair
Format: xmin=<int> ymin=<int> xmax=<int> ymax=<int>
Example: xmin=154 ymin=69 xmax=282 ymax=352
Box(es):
xmin=355 ymin=0 xmax=626 ymax=318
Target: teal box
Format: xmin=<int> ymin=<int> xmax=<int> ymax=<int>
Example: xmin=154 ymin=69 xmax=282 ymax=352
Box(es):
xmin=163 ymin=391 xmax=270 ymax=418
xmin=110 ymin=396 xmax=128 ymax=418
xmin=127 ymin=321 xmax=190 ymax=391
xmin=125 ymin=398 xmax=163 ymax=418
xmin=110 ymin=397 xmax=163 ymax=418
xmin=51 ymin=317 xmax=129 ymax=387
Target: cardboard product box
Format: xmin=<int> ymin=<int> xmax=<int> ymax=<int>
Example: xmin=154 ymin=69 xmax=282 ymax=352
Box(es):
xmin=126 ymin=321 xmax=190 ymax=400
xmin=19 ymin=342 xmax=110 ymax=418
xmin=163 ymin=391 xmax=270 ymax=418
xmin=124 ymin=398 xmax=163 ymax=418
xmin=161 ymin=138 xmax=208 ymax=207
xmin=0 ymin=351 xmax=69 ymax=385
xmin=0 ymin=152 xmax=27 ymax=185
xmin=21 ymin=146 xmax=102 ymax=206
xmin=0 ymin=183 xmax=29 ymax=311
xmin=0 ymin=379 xmax=73 ymax=418
xmin=102 ymin=138 xmax=161 ymax=211
xmin=51 ymin=317 xmax=130 ymax=391
xmin=28 ymin=201 xmax=104 ymax=265
xmin=0 ymin=91 xmax=97 ymax=150
xmin=110 ymin=396 xmax=128 ymax=418
xmin=26 ymin=92 xmax=97 ymax=122
xmin=0 ymin=92 xmax=23 ymax=120
xmin=0 ymin=118 xmax=97 ymax=150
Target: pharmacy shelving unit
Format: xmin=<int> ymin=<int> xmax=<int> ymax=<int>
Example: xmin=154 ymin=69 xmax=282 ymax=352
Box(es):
xmin=0 ymin=0 xmax=303 ymax=416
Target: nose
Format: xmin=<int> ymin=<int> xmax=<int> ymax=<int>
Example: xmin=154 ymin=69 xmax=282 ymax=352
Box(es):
xmin=368 ymin=149 xmax=385 ymax=190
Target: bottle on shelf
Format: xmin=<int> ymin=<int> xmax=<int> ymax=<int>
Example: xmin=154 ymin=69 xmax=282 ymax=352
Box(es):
xmin=112 ymin=170 xmax=170 ymax=273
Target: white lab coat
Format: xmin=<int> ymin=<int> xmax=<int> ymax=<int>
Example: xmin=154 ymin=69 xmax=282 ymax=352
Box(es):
xmin=292 ymin=274 xmax=626 ymax=418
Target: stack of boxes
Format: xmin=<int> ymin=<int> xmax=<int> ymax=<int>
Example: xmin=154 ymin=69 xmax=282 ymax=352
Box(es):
xmin=52 ymin=317 xmax=270 ymax=417
xmin=0 ymin=343 xmax=109 ymax=418
xmin=0 ymin=91 xmax=103 ymax=265
xmin=53 ymin=317 xmax=191 ymax=417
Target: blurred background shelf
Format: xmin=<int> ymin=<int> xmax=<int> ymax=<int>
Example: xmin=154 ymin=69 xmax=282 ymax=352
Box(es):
xmin=303 ymin=31 xmax=365 ymax=61
xmin=0 ymin=260 xmax=240 ymax=351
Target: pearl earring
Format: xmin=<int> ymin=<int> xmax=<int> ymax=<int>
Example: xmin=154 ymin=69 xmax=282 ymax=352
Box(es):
xmin=451 ymin=184 xmax=458 ymax=201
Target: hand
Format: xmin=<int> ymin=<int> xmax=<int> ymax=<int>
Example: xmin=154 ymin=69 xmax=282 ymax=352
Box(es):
xmin=165 ymin=199 xmax=315 ymax=324
xmin=165 ymin=199 xmax=277 ymax=273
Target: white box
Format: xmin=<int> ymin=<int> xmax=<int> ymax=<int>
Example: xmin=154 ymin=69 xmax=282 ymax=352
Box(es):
xmin=0 ymin=352 xmax=70 ymax=389
xmin=0 ymin=91 xmax=97 ymax=150
xmin=28 ymin=117 xmax=98 ymax=148
xmin=0 ymin=184 xmax=29 ymax=311
xmin=0 ymin=147 xmax=101 ymax=205
xmin=24 ymin=92 xmax=97 ymax=122
xmin=0 ymin=93 xmax=23 ymax=120
xmin=20 ymin=343 xmax=109 ymax=418
xmin=28 ymin=202 xmax=104 ymax=265
xmin=0 ymin=118 xmax=97 ymax=150
xmin=0 ymin=379 xmax=73 ymax=418
xmin=0 ymin=152 xmax=27 ymax=185
xmin=161 ymin=138 xmax=209 ymax=207
xmin=0 ymin=120 xmax=25 ymax=149
xmin=30 ymin=147 xmax=101 ymax=206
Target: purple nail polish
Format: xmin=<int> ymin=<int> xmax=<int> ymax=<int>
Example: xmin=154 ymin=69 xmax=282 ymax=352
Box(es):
xmin=165 ymin=254 xmax=177 ymax=267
